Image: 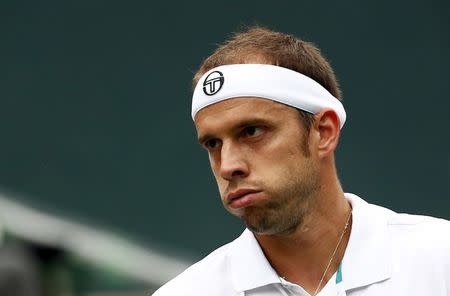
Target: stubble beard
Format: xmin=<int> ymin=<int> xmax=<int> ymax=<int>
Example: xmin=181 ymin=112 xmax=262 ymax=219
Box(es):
xmin=241 ymin=163 xmax=320 ymax=236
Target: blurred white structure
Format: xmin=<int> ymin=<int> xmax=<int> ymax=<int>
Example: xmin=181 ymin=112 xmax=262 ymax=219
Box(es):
xmin=0 ymin=193 xmax=192 ymax=287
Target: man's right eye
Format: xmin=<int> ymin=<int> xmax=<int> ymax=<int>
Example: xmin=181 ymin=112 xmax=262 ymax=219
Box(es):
xmin=204 ymin=139 xmax=220 ymax=149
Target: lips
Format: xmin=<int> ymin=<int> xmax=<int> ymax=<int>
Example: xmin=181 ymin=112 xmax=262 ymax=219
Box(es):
xmin=226 ymin=188 xmax=262 ymax=209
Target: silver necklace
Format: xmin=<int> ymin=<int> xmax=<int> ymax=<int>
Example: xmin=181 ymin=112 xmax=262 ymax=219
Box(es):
xmin=312 ymin=209 xmax=352 ymax=296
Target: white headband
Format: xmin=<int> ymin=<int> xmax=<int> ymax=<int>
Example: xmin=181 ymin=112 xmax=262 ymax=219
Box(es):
xmin=192 ymin=64 xmax=346 ymax=128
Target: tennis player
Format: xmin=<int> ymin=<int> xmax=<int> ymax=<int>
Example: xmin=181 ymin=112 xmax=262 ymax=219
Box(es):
xmin=153 ymin=26 xmax=450 ymax=296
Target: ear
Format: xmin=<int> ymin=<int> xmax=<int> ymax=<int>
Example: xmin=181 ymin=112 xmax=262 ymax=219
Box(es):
xmin=314 ymin=109 xmax=341 ymax=158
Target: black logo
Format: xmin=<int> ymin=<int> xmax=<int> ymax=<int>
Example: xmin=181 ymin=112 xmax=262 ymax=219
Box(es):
xmin=203 ymin=71 xmax=224 ymax=96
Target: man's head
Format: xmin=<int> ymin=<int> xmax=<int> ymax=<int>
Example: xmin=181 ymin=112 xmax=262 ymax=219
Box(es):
xmin=192 ymin=26 xmax=344 ymax=235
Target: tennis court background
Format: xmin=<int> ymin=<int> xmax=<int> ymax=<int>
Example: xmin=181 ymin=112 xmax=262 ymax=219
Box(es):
xmin=1 ymin=0 xmax=449 ymax=263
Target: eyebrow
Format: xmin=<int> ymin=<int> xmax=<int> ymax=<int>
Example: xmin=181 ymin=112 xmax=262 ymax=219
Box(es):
xmin=197 ymin=118 xmax=270 ymax=145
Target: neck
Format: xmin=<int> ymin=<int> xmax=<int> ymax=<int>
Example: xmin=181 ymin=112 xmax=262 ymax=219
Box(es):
xmin=254 ymin=182 xmax=352 ymax=294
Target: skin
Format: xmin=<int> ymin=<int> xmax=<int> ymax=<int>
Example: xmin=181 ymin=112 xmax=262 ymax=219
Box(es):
xmin=195 ymin=97 xmax=352 ymax=294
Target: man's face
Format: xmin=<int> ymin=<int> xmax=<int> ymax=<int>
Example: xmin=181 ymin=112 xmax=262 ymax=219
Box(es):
xmin=195 ymin=98 xmax=321 ymax=235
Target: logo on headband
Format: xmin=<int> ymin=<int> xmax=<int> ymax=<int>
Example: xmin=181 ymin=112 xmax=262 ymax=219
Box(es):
xmin=203 ymin=71 xmax=224 ymax=96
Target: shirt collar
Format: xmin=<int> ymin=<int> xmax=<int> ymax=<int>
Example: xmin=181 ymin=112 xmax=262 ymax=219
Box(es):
xmin=227 ymin=193 xmax=393 ymax=292
xmin=342 ymin=193 xmax=392 ymax=290
xmin=228 ymin=229 xmax=281 ymax=292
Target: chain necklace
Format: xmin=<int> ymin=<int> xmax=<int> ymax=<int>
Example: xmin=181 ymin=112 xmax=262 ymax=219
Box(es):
xmin=312 ymin=209 xmax=352 ymax=296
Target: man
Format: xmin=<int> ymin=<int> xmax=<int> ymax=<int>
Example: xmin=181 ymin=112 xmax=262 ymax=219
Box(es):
xmin=153 ymin=26 xmax=450 ymax=295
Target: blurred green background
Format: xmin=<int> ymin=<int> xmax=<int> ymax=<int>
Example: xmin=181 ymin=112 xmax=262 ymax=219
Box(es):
xmin=1 ymin=0 xmax=449 ymax=294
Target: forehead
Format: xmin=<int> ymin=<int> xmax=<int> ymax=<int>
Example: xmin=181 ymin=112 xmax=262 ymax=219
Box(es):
xmin=194 ymin=97 xmax=298 ymax=134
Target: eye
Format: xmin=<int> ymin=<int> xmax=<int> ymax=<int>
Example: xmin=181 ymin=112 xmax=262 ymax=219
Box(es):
xmin=204 ymin=138 xmax=221 ymax=150
xmin=243 ymin=126 xmax=264 ymax=137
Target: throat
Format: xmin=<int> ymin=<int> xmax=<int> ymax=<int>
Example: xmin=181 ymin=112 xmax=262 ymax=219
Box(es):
xmin=255 ymin=208 xmax=352 ymax=295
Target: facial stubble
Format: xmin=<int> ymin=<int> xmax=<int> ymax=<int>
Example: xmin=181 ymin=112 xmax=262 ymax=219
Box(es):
xmin=242 ymin=162 xmax=320 ymax=235
xmin=242 ymin=137 xmax=320 ymax=235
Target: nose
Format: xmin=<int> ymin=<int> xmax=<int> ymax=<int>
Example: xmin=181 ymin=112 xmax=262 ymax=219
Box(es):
xmin=218 ymin=141 xmax=249 ymax=181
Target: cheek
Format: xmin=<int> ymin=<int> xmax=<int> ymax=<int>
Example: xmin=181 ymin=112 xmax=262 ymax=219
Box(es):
xmin=208 ymin=158 xmax=224 ymax=186
xmin=256 ymin=146 xmax=307 ymax=186
xmin=208 ymin=154 xmax=220 ymax=177
xmin=258 ymin=140 xmax=302 ymax=167
xmin=215 ymin=179 xmax=228 ymax=201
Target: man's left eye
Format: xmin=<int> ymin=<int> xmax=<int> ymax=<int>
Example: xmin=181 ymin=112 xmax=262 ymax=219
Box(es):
xmin=243 ymin=126 xmax=263 ymax=137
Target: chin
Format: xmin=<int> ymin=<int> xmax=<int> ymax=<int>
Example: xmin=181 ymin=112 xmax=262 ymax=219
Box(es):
xmin=243 ymin=211 xmax=302 ymax=236
xmin=243 ymin=215 xmax=280 ymax=235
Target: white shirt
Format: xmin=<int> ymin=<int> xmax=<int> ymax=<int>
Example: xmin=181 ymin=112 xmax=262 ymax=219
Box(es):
xmin=153 ymin=194 xmax=450 ymax=295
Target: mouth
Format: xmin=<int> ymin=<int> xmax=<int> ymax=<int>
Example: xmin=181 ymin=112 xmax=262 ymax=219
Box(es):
xmin=226 ymin=188 xmax=263 ymax=209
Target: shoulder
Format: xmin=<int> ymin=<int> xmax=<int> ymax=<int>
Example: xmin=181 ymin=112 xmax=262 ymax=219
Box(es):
xmin=358 ymin=196 xmax=450 ymax=284
xmin=152 ymin=237 xmax=238 ymax=296
xmin=387 ymin=212 xmax=450 ymax=254
xmin=366 ymin=200 xmax=450 ymax=268
xmin=387 ymin=213 xmax=450 ymax=285
xmin=353 ymin=194 xmax=450 ymax=248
